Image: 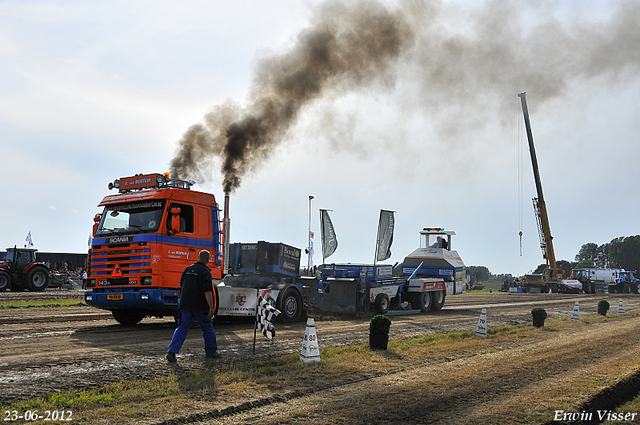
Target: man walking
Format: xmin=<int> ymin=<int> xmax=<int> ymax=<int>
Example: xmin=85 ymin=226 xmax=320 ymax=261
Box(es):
xmin=167 ymin=250 xmax=220 ymax=362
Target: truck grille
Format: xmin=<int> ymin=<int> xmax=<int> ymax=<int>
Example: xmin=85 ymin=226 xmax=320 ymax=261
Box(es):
xmin=90 ymin=242 xmax=151 ymax=285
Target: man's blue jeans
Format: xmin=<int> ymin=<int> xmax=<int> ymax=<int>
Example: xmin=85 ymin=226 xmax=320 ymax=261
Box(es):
xmin=168 ymin=310 xmax=217 ymax=356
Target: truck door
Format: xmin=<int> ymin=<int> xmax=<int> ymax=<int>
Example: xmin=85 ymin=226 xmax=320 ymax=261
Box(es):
xmin=162 ymin=203 xmax=196 ymax=288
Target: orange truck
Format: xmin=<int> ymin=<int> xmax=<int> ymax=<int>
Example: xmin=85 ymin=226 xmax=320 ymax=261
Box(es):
xmin=84 ymin=173 xmax=304 ymax=325
xmin=84 ymin=173 xmax=223 ymax=324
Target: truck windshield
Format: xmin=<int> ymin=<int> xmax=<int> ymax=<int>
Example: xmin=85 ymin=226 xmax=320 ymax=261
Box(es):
xmin=95 ymin=201 xmax=165 ymax=236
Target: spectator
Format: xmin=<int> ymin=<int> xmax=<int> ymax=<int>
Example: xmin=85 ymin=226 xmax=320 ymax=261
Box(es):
xmin=166 ymin=250 xmax=220 ymax=362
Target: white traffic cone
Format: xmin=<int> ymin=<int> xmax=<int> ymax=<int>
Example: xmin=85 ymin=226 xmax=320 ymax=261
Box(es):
xmin=475 ymin=308 xmax=487 ymax=339
xmin=570 ymin=301 xmax=580 ymax=322
xmin=300 ymin=318 xmax=321 ymax=364
xmin=618 ymin=299 xmax=626 ymax=315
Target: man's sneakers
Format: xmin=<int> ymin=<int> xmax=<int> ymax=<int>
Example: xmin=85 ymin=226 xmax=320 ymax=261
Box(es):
xmin=167 ymin=351 xmax=220 ymax=362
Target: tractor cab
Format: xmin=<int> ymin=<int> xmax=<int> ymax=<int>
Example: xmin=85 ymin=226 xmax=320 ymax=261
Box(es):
xmin=5 ymin=248 xmax=39 ymax=273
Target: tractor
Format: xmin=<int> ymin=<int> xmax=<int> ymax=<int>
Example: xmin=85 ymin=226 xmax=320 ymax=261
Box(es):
xmin=0 ymin=246 xmax=50 ymax=292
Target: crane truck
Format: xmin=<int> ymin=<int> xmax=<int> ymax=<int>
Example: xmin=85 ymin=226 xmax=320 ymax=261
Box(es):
xmin=518 ymin=93 xmax=582 ymax=293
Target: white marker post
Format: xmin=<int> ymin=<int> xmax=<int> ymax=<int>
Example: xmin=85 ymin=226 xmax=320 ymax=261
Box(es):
xmin=475 ymin=308 xmax=487 ymax=338
xmin=300 ymin=318 xmax=321 ymax=364
xmin=570 ymin=301 xmax=580 ymax=322
xmin=618 ymin=299 xmax=626 ymax=315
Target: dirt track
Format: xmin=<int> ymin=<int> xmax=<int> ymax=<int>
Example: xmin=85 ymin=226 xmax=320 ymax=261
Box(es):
xmin=1 ymin=291 xmax=639 ymax=424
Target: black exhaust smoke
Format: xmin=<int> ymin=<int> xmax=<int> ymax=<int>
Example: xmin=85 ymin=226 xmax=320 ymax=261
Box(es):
xmin=169 ymin=0 xmax=414 ymax=194
xmin=169 ymin=0 xmax=640 ymax=193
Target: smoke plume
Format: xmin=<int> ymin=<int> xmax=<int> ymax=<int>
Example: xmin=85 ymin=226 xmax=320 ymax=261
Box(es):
xmin=170 ymin=0 xmax=640 ymax=193
xmin=170 ymin=1 xmax=414 ymax=193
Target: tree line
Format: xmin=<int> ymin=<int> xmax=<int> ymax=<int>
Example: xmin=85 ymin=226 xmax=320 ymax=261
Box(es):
xmin=467 ymin=235 xmax=640 ymax=281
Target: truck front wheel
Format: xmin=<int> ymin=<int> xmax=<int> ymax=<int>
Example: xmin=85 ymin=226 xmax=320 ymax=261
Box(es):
xmin=112 ymin=310 xmax=145 ymax=325
xmin=431 ymin=290 xmax=446 ymax=311
xmin=26 ymin=266 xmax=49 ymax=292
xmin=0 ymin=271 xmax=10 ymax=291
xmin=278 ymin=288 xmax=302 ymax=322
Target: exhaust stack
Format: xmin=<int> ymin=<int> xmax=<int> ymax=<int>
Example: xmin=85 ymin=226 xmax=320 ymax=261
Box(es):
xmin=223 ymin=194 xmax=230 ymax=275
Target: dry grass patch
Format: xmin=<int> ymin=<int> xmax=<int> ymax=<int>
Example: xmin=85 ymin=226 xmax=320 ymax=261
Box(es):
xmin=2 ymin=310 xmax=639 ymax=424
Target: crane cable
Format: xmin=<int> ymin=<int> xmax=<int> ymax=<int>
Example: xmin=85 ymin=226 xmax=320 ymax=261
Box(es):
xmin=517 ymin=99 xmax=524 ymax=256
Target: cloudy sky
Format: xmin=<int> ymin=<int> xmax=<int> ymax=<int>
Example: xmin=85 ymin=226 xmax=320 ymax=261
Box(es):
xmin=1 ymin=0 xmax=639 ymax=277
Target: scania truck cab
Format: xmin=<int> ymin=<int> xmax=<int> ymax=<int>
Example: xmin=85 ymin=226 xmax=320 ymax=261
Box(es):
xmin=84 ymin=173 xmax=224 ymax=324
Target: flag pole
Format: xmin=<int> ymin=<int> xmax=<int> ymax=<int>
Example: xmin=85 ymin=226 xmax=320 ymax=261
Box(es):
xmin=307 ymin=196 xmax=314 ymax=272
xmin=320 ymin=210 xmax=326 ymax=266
xmin=253 ymin=288 xmax=259 ymax=354
xmin=374 ymin=210 xmax=382 ymax=266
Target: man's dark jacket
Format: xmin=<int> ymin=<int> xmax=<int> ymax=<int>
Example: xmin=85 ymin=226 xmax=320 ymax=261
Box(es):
xmin=179 ymin=261 xmax=213 ymax=311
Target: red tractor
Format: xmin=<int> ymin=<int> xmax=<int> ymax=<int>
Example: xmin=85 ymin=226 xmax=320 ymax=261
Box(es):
xmin=0 ymin=247 xmax=50 ymax=292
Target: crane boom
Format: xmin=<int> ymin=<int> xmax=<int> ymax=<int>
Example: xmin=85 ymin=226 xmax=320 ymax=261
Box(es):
xmin=518 ymin=93 xmax=560 ymax=278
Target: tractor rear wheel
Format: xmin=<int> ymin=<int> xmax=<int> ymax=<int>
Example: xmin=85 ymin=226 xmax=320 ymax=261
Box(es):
xmin=26 ymin=266 xmax=49 ymax=291
xmin=0 ymin=271 xmax=10 ymax=292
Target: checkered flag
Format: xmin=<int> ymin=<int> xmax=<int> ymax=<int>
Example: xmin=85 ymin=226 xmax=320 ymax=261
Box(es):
xmin=255 ymin=296 xmax=281 ymax=342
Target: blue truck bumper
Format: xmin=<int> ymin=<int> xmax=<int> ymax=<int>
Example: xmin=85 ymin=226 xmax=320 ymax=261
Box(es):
xmin=84 ymin=288 xmax=180 ymax=316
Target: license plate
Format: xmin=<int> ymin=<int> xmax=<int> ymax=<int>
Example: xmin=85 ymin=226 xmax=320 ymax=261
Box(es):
xmin=107 ymin=294 xmax=124 ymax=300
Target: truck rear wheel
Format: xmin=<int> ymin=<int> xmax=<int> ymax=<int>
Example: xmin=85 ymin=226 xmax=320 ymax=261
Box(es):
xmin=278 ymin=287 xmax=302 ymax=322
xmin=26 ymin=266 xmax=49 ymax=292
xmin=0 ymin=271 xmax=10 ymax=292
xmin=411 ymin=292 xmax=432 ymax=313
xmin=374 ymin=293 xmax=390 ymax=314
xmin=112 ymin=310 xmax=145 ymax=325
xmin=431 ymin=290 xmax=446 ymax=311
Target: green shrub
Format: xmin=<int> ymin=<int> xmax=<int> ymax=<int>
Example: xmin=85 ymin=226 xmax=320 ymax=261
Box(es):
xmin=531 ymin=307 xmax=547 ymax=320
xmin=369 ymin=315 xmax=391 ymax=335
xmin=598 ymin=300 xmax=610 ymax=311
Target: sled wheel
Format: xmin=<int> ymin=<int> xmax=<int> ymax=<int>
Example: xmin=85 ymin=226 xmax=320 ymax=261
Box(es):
xmin=431 ymin=290 xmax=446 ymax=311
xmin=412 ymin=291 xmax=432 ymax=313
xmin=278 ymin=287 xmax=302 ymax=322
xmin=374 ymin=293 xmax=390 ymax=314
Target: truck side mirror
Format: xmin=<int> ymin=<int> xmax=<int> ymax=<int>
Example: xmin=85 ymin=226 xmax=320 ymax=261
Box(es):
xmin=168 ymin=207 xmax=181 ymax=235
xmin=92 ymin=214 xmax=101 ymax=236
